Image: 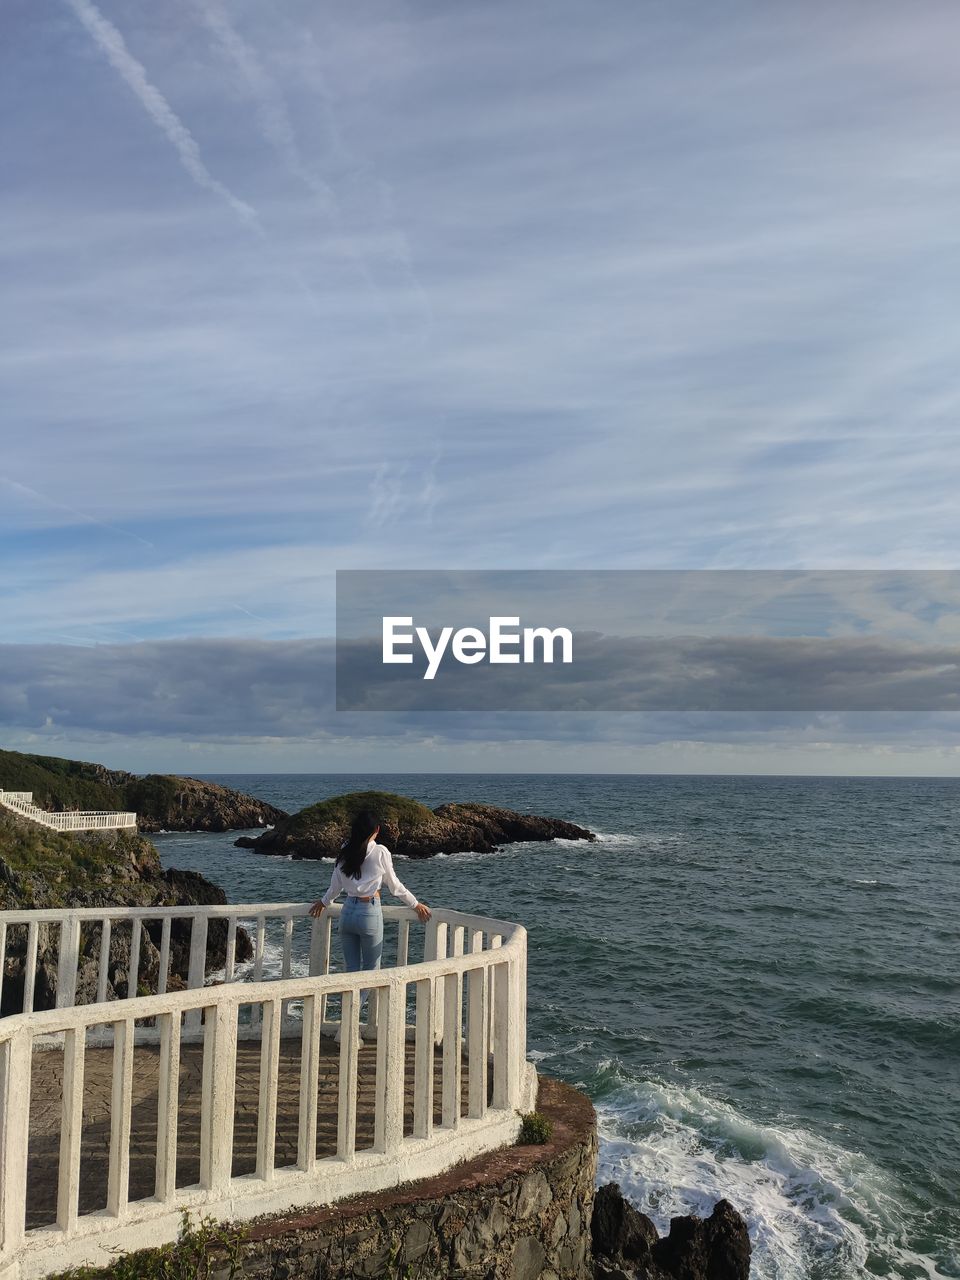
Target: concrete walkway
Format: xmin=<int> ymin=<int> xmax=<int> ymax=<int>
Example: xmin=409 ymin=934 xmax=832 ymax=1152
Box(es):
xmin=26 ymin=1034 xmax=470 ymax=1231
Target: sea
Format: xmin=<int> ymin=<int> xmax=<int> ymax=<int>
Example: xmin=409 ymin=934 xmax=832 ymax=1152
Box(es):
xmin=151 ymin=773 xmax=960 ymax=1280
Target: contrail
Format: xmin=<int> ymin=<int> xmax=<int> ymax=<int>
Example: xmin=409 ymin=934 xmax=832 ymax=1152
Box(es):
xmin=0 ymin=476 xmax=155 ymax=548
xmin=195 ymin=0 xmax=336 ymax=214
xmin=196 ymin=3 xmax=432 ymax=328
xmin=63 ymin=0 xmax=261 ymax=234
xmin=230 ymin=602 xmax=271 ymax=623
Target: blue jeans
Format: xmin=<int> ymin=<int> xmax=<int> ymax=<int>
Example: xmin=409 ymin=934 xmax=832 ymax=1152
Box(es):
xmin=339 ymin=898 xmax=383 ymax=1015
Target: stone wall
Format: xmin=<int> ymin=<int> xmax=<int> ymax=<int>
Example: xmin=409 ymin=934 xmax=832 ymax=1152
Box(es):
xmin=211 ymin=1076 xmax=597 ymax=1280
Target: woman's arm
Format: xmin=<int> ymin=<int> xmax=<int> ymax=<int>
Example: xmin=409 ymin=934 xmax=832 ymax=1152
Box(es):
xmin=309 ymin=862 xmax=344 ymax=916
xmin=379 ymin=847 xmax=431 ymax=921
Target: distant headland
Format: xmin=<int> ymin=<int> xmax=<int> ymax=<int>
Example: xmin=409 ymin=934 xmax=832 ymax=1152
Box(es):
xmin=234 ymin=789 xmax=597 ymax=858
xmin=0 ymin=749 xmax=285 ymax=832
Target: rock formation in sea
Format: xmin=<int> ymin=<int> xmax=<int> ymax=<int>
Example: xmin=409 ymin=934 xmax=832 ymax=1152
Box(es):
xmin=234 ymin=789 xmax=597 ymax=858
xmin=0 ymin=808 xmax=252 ymax=1014
xmin=591 ymin=1182 xmax=751 ymax=1280
xmin=0 ymin=748 xmax=286 ymax=832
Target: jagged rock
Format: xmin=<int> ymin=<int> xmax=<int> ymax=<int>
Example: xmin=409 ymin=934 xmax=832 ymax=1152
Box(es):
xmin=0 ymin=748 xmax=286 ymax=832
xmin=653 ymin=1200 xmax=751 ymax=1280
xmin=592 ymin=1185 xmax=750 ymax=1280
xmin=592 ymin=1183 xmax=659 ymax=1261
xmin=235 ymin=790 xmax=596 ymax=859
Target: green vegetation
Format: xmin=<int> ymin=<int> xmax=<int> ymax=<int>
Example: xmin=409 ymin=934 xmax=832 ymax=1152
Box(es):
xmin=0 ymin=748 xmax=191 ymax=818
xmin=50 ymin=1211 xmax=246 ymax=1279
xmin=0 ymin=748 xmax=131 ymax=811
xmin=0 ymin=810 xmax=159 ymax=909
xmin=517 ymin=1111 xmax=554 ymax=1145
xmin=0 ymin=748 xmax=282 ymax=832
xmin=288 ymin=790 xmax=435 ymax=834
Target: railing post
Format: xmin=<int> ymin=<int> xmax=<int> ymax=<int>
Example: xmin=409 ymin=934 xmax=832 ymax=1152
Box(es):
xmin=200 ymin=1001 xmax=238 ymax=1193
xmin=297 ymin=993 xmax=321 ymax=1172
xmin=250 ymin=915 xmax=266 ymax=1031
xmin=56 ymin=915 xmax=81 ymax=1010
xmin=155 ymin=1010 xmax=181 ymax=1204
xmin=281 ymin=916 xmax=293 ymax=978
xmin=374 ymin=980 xmax=405 ymax=1155
xmin=310 ymin=913 xmax=333 ymax=1027
xmin=185 ymin=915 xmax=208 ymax=1032
xmin=336 ymin=989 xmax=360 ymax=1161
xmin=396 ymin=918 xmax=410 ymax=968
xmin=107 ymin=1019 xmax=134 ymax=1218
xmin=23 ymin=921 xmax=38 ymax=1013
xmin=467 ymin=958 xmax=489 ymax=1119
xmin=487 ymin=934 xmax=502 ymax=1055
xmin=492 ymin=958 xmax=519 ymax=1110
xmin=425 ymin=920 xmax=447 ymax=1044
xmin=225 ymin=916 xmax=237 ymax=981
xmin=0 ymin=1029 xmax=31 ymax=1261
xmin=413 ymin=977 xmax=435 ymax=1140
xmin=157 ymin=917 xmax=171 ymax=996
xmin=256 ymin=998 xmax=282 ymax=1181
xmin=57 ymin=1026 xmax=85 ymax=1234
xmin=129 ymin=918 xmax=142 ymax=998
xmin=441 ymin=970 xmax=462 ymax=1129
xmin=517 ymin=930 xmax=528 ymax=1068
xmin=97 ymin=917 xmax=112 ymax=1004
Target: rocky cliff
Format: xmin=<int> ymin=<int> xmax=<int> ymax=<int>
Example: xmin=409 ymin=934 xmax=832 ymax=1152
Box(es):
xmin=0 ymin=809 xmax=251 ymax=1014
xmin=0 ymin=749 xmax=285 ymax=832
xmin=234 ymin=789 xmax=596 ymax=858
xmin=592 ymin=1182 xmax=751 ymax=1280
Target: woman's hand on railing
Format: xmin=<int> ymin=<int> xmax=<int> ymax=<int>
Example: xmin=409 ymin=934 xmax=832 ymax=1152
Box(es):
xmin=308 ymin=900 xmax=325 ymax=918
xmin=414 ymin=902 xmax=432 ymax=922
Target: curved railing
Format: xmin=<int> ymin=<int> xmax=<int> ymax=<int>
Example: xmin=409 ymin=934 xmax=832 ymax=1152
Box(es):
xmin=0 ymin=902 xmax=535 ymax=1279
xmin=0 ymin=791 xmax=136 ymax=831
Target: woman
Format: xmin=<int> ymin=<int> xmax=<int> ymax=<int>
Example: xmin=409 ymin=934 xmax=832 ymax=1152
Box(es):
xmin=309 ymin=809 xmax=431 ymax=1041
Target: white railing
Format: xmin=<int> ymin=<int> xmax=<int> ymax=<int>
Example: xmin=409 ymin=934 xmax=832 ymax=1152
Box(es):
xmin=0 ymin=791 xmax=136 ymax=832
xmin=0 ymin=903 xmax=535 ymax=1280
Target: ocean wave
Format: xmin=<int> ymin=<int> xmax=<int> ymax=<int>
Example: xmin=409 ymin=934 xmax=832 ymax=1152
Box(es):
xmin=784 ymin=995 xmax=960 ymax=1055
xmin=592 ymin=1069 xmax=955 ymax=1280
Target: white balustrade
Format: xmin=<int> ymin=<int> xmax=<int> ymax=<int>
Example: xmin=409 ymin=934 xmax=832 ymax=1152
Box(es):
xmin=0 ymin=902 xmax=535 ymax=1280
xmin=0 ymin=791 xmax=136 ymax=832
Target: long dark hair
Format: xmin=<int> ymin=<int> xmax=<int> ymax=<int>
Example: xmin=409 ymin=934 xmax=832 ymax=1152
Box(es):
xmin=336 ymin=809 xmax=380 ymax=879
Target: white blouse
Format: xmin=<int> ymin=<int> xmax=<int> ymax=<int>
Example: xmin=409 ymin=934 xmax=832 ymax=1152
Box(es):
xmin=320 ymin=840 xmax=419 ymax=909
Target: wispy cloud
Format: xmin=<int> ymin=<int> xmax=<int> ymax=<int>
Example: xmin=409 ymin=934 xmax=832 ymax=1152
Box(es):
xmin=0 ymin=476 xmax=154 ymax=549
xmin=194 ymin=0 xmax=336 ymax=214
xmin=4 ymin=0 xmax=960 ymax=660
xmin=63 ymin=0 xmax=261 ymax=231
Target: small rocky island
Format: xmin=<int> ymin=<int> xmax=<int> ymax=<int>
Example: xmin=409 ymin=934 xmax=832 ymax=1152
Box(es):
xmin=0 ymin=748 xmax=286 ymax=832
xmin=235 ymin=789 xmax=596 ymax=858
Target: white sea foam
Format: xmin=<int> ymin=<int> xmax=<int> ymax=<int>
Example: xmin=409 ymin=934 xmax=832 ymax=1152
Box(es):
xmin=586 ymin=831 xmax=687 ymax=851
xmin=595 ymin=1072 xmax=953 ymax=1280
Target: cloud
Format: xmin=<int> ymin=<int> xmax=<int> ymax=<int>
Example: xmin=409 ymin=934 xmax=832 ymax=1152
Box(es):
xmin=4 ymin=638 xmax=960 ymax=745
xmin=63 ymin=0 xmax=261 ymax=230
xmin=5 ymin=0 xmax=960 ymax=650
xmin=194 ymin=0 xmax=335 ymax=213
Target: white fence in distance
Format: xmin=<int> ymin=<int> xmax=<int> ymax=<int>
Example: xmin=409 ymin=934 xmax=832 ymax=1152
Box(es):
xmin=0 ymin=791 xmax=137 ymax=832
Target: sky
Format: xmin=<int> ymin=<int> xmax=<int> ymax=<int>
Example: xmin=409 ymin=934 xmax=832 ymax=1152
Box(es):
xmin=3 ymin=0 xmax=960 ymax=774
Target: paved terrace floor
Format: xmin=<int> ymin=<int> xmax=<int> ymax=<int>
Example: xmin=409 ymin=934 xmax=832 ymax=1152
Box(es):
xmin=26 ymin=1034 xmax=479 ymax=1231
